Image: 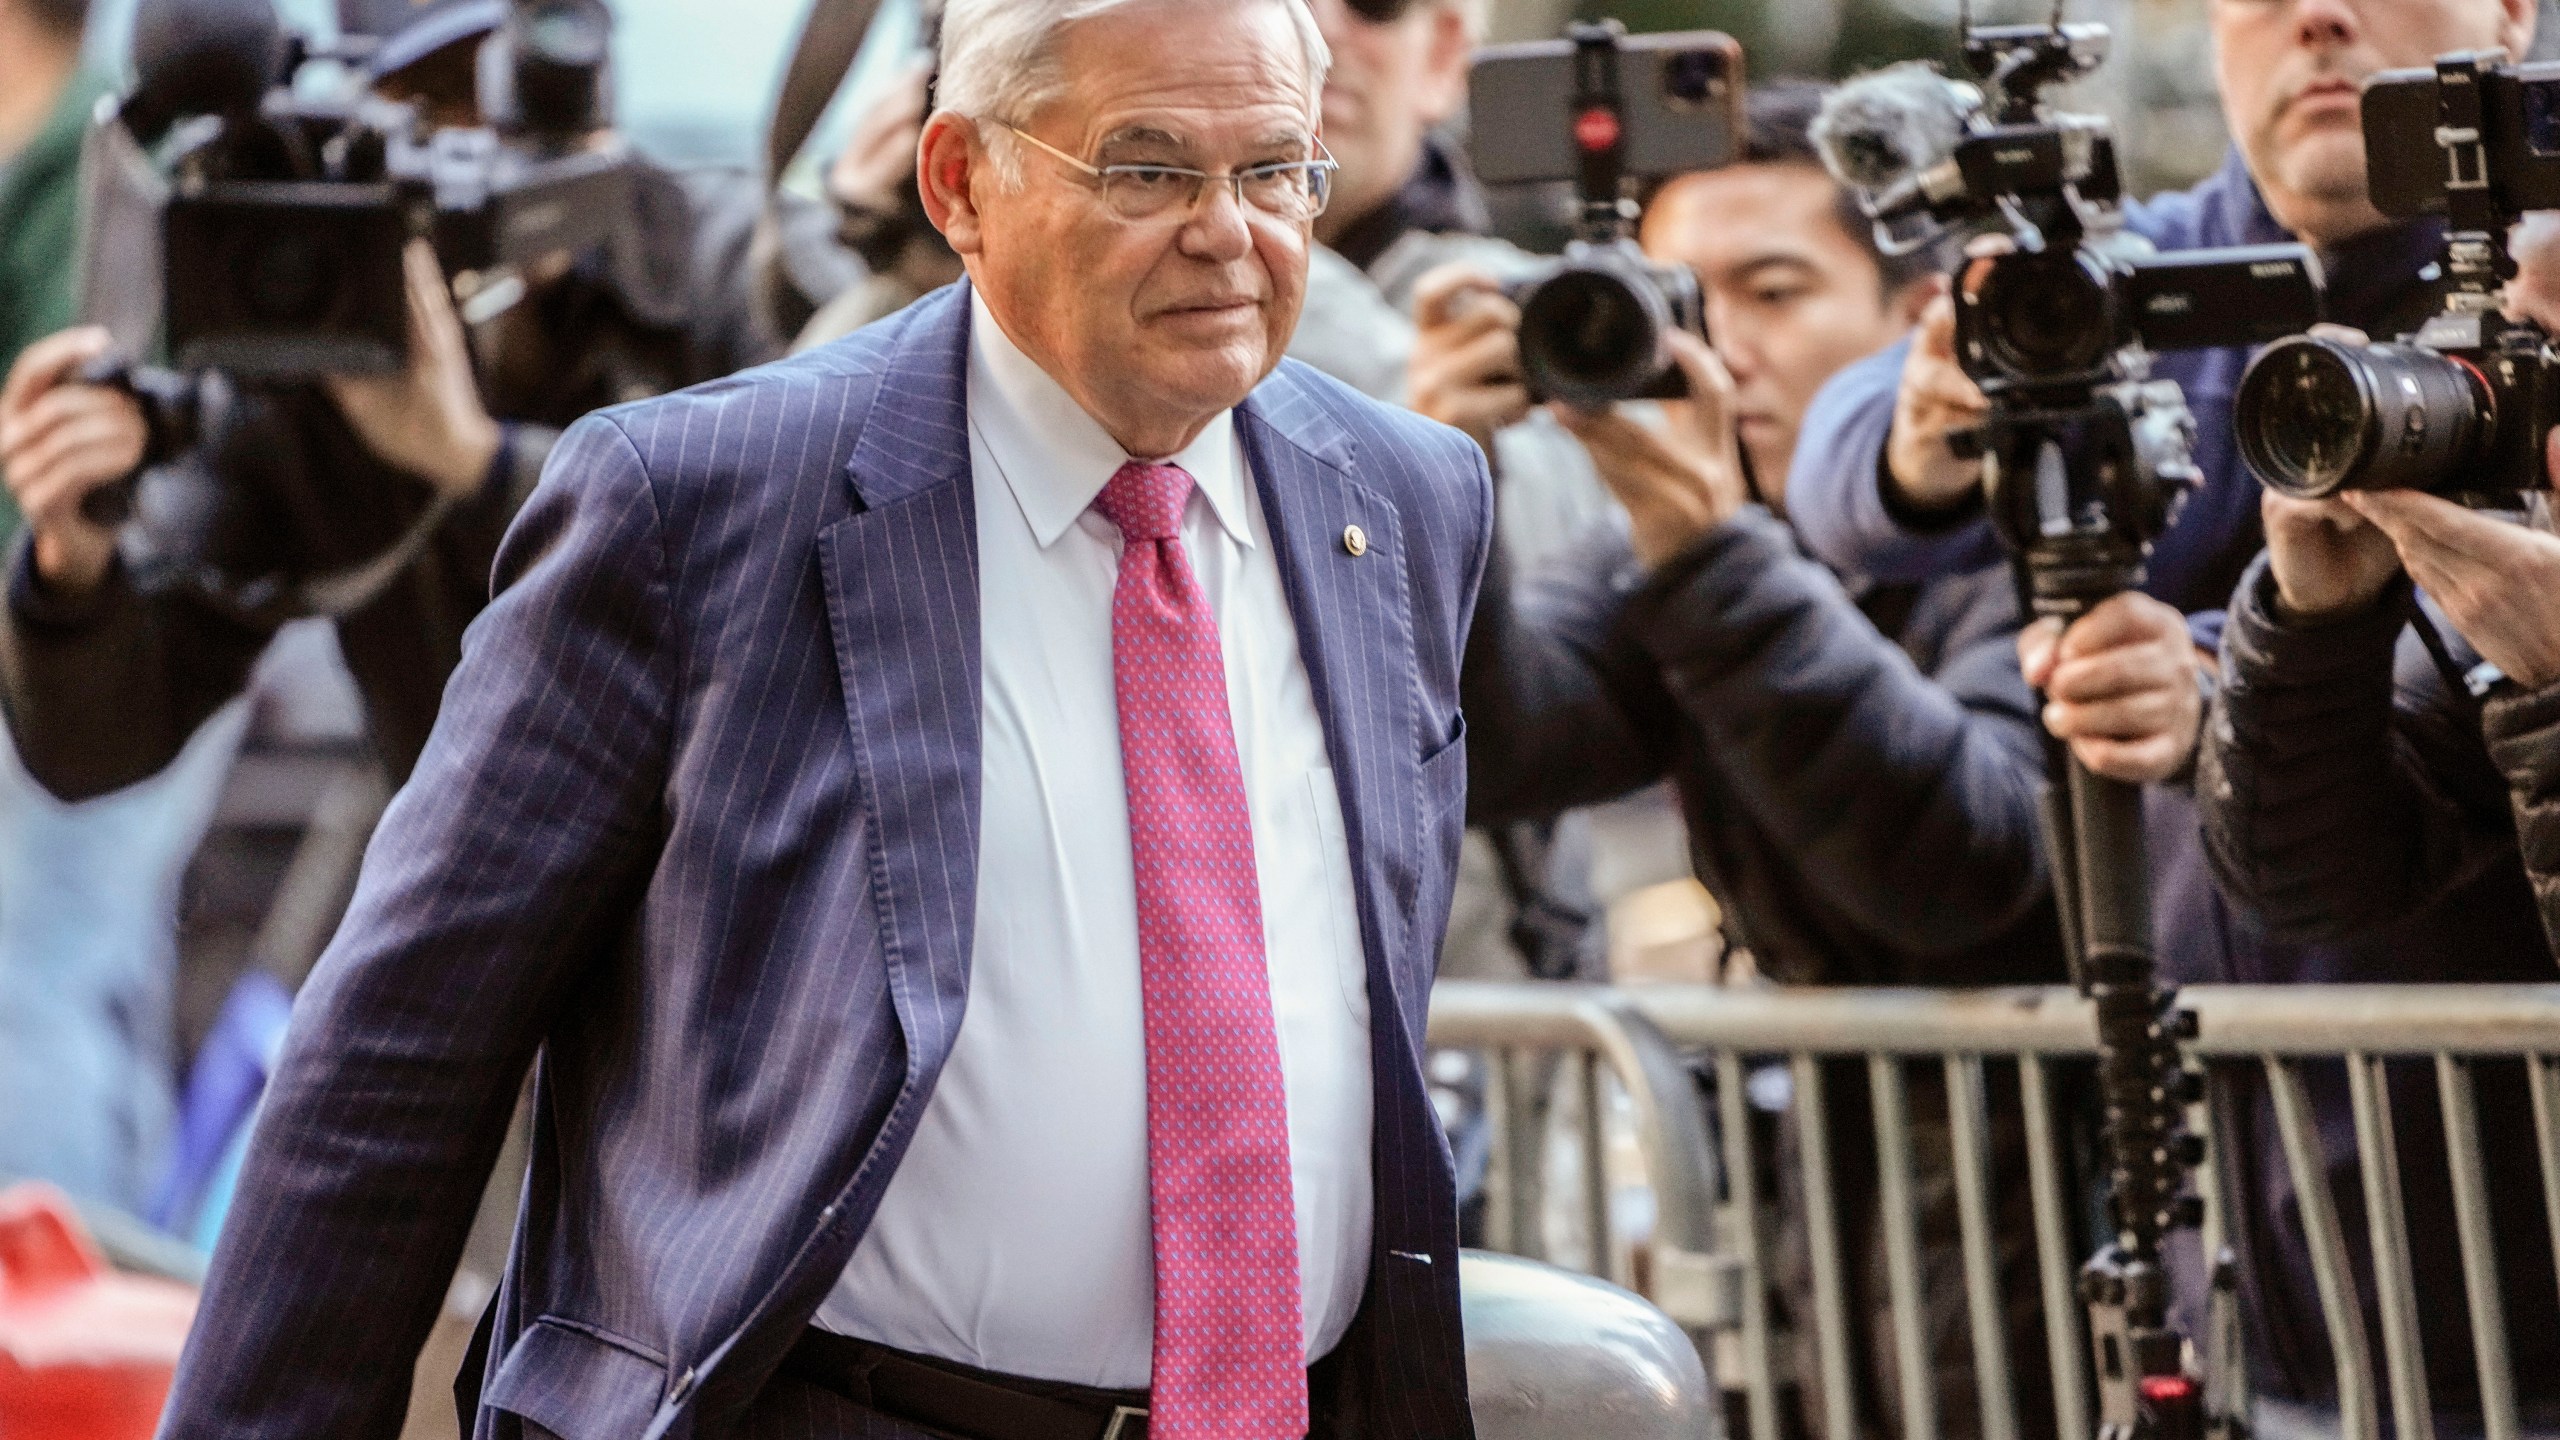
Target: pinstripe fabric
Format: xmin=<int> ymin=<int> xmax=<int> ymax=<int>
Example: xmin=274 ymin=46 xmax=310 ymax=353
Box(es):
xmin=153 ymin=282 xmax=1492 ymax=1440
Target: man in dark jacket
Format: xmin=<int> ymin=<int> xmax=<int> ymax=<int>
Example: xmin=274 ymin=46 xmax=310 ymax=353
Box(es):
xmin=2199 ymin=477 xmax=2560 ymax=1440
xmin=0 ymin=0 xmax=779 ymax=802
xmin=1784 ymin=0 xmax=2560 ymax=1425
xmin=1417 ymin=83 xmax=2068 ymax=1440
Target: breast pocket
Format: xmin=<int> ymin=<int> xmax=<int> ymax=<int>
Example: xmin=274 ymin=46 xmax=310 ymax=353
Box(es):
xmin=1307 ymin=768 xmax=1372 ymax=1019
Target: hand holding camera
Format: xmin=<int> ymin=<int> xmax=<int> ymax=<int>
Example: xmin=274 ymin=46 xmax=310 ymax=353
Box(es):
xmin=1886 ymin=292 xmax=1989 ymax=511
xmin=1554 ymin=330 xmax=1749 ymax=567
xmin=1408 ymin=265 xmax=1532 ymax=454
xmin=0 ymin=329 xmax=146 ymax=600
xmin=2017 ymin=591 xmax=2204 ymax=783
xmin=319 ymin=240 xmax=503 ymax=501
xmin=2262 ymin=449 xmax=2560 ymax=691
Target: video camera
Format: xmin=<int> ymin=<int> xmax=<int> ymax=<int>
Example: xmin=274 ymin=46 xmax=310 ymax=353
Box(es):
xmin=1466 ymin=23 xmax=1741 ymax=408
xmin=1814 ymin=24 xmax=2319 ymax=606
xmin=118 ymin=0 xmax=632 ymax=379
xmin=2236 ymin=51 xmax=2558 ymax=506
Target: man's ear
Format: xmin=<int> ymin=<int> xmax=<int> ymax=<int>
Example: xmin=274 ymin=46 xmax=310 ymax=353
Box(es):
xmin=918 ymin=113 xmax=988 ymax=257
xmin=1415 ymin=3 xmax=1476 ymax=129
xmin=2504 ymin=0 xmax=2538 ymax=64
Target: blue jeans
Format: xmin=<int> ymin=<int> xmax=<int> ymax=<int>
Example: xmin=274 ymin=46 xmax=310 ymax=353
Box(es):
xmin=0 ymin=702 xmax=248 ymax=1210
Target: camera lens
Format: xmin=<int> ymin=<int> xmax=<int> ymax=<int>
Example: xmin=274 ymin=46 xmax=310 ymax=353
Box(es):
xmin=1973 ymin=251 xmax=2113 ymax=379
xmin=1663 ymin=49 xmax=1722 ymax=110
xmin=2234 ymin=337 xmax=2487 ymax=499
xmin=1518 ymin=268 xmax=1664 ymax=410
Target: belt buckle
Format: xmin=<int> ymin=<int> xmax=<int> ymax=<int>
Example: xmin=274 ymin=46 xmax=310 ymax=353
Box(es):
xmin=1101 ymin=1403 xmax=1148 ymax=1440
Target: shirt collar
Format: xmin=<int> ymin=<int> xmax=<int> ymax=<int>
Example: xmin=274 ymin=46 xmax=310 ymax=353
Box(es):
xmin=966 ymin=292 xmax=1254 ymax=552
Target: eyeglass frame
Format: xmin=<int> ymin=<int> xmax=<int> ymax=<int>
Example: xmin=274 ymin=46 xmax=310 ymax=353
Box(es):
xmin=986 ymin=120 xmax=1341 ymax=223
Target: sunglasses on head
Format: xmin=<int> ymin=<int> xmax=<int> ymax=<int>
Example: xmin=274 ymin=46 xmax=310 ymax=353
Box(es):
xmin=1344 ymin=0 xmax=1424 ymax=22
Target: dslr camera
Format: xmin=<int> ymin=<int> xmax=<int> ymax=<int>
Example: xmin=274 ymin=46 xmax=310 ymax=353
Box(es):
xmin=119 ymin=0 xmax=632 ymax=378
xmin=2236 ymin=51 xmax=2558 ymax=505
xmin=1815 ymin=23 xmax=2320 ymax=602
xmin=1467 ymin=22 xmax=1741 ymax=408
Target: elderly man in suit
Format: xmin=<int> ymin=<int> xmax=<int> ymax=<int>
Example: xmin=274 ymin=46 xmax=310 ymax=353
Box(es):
xmin=154 ymin=1 xmax=1492 ymax=1437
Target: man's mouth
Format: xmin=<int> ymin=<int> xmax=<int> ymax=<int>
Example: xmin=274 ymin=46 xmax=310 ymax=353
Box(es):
xmin=2284 ymin=76 xmax=2363 ymax=120
xmin=1156 ymin=297 xmax=1261 ymax=321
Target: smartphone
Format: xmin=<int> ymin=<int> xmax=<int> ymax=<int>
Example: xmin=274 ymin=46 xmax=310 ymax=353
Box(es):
xmin=1466 ymin=29 xmax=1744 ymax=187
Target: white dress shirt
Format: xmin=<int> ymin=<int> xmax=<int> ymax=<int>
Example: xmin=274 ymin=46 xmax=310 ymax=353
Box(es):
xmin=816 ymin=295 xmax=1375 ymax=1386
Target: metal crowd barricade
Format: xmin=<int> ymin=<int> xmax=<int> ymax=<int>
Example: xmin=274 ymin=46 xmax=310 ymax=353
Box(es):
xmin=1425 ymin=979 xmax=2560 ymax=1440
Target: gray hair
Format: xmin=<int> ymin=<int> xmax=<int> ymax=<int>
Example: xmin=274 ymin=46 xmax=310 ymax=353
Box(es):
xmin=938 ymin=0 xmax=1331 ymax=184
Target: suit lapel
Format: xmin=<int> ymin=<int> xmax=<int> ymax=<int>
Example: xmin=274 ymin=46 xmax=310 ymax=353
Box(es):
xmin=1237 ymin=378 xmax=1425 ymax=1020
xmin=818 ymin=285 xmax=982 ymax=1070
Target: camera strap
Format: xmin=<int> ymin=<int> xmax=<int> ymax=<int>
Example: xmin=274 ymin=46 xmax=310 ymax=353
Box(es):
xmin=2407 ymin=587 xmax=2510 ymax=707
xmin=142 ymin=494 xmax=463 ymax=628
xmin=292 ymin=495 xmax=464 ymax=619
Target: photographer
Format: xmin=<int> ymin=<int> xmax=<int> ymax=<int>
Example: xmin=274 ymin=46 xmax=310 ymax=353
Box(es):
xmin=1426 ymin=83 xmax=2064 ymax=1440
xmin=0 ymin=0 xmax=779 ymax=804
xmin=2202 ymin=214 xmax=2560 ymax=957
xmin=2200 ymin=214 xmax=2560 ymax=962
xmin=1788 ymin=0 xmax=2560 ymax=1426
xmin=2206 ymin=440 xmax=2560 ymax=932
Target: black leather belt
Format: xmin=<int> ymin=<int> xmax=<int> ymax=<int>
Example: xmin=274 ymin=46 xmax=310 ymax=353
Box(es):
xmin=783 ymin=1330 xmax=1158 ymax=1440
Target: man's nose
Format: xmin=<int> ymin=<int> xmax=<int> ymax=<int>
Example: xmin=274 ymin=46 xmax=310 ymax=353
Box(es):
xmin=1705 ymin=297 xmax=1757 ymax=383
xmin=1176 ymin=182 xmax=1259 ymax=263
xmin=2292 ymin=0 xmax=2360 ymax=49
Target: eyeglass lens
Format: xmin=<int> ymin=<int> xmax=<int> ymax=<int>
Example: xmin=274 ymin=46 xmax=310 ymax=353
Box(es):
xmin=1100 ymin=166 xmax=1331 ymax=221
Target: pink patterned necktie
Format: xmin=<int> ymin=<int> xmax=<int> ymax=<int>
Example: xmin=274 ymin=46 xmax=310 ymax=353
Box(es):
xmin=1091 ymin=461 xmax=1308 ymax=1440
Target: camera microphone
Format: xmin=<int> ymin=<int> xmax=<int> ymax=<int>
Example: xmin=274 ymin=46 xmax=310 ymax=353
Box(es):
xmin=123 ymin=0 xmax=286 ymax=145
xmin=1812 ymin=63 xmax=1977 ymax=219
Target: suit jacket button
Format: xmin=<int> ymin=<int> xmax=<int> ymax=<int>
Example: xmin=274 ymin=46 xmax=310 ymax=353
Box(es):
xmin=669 ymin=1367 xmax=698 ymax=1405
xmin=1343 ymin=525 xmax=1369 ymax=557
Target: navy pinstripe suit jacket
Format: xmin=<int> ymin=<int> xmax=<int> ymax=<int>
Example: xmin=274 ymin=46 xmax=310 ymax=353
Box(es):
xmin=156 ymin=282 xmax=1494 ymax=1440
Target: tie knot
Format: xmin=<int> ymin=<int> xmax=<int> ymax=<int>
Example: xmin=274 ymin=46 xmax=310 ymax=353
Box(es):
xmin=1094 ymin=462 xmax=1194 ymax=543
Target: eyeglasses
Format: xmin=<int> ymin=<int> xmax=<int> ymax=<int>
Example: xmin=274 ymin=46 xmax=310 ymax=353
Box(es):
xmin=991 ymin=122 xmax=1339 ymax=224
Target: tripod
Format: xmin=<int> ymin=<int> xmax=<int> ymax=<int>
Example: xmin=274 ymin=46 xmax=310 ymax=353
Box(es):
xmin=1979 ymin=400 xmax=2222 ymax=1440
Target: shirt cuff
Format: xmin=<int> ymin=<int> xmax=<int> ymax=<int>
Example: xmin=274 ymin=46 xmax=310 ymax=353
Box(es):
xmin=1875 ymin=433 xmax=1986 ymax=535
xmin=2223 ymin=552 xmax=2408 ymax=687
xmin=7 ymin=532 xmax=129 ymax=634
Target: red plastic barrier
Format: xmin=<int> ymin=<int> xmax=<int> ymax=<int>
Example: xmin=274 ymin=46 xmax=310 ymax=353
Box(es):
xmin=0 ymin=1183 xmax=198 ymax=1440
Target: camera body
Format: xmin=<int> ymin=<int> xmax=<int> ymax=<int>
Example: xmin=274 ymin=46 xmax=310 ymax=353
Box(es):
xmin=1468 ymin=22 xmax=1740 ymax=407
xmin=2235 ymin=51 xmax=2557 ymax=505
xmin=1961 ymin=242 xmax=2324 ymax=394
xmin=141 ymin=0 xmax=630 ymax=378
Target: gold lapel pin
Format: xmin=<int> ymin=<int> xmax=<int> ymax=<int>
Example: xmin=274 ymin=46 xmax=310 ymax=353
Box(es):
xmin=1342 ymin=524 xmax=1369 ymax=558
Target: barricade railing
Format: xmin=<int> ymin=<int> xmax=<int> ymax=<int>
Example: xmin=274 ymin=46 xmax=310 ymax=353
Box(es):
xmin=1425 ymin=980 xmax=2560 ymax=1440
